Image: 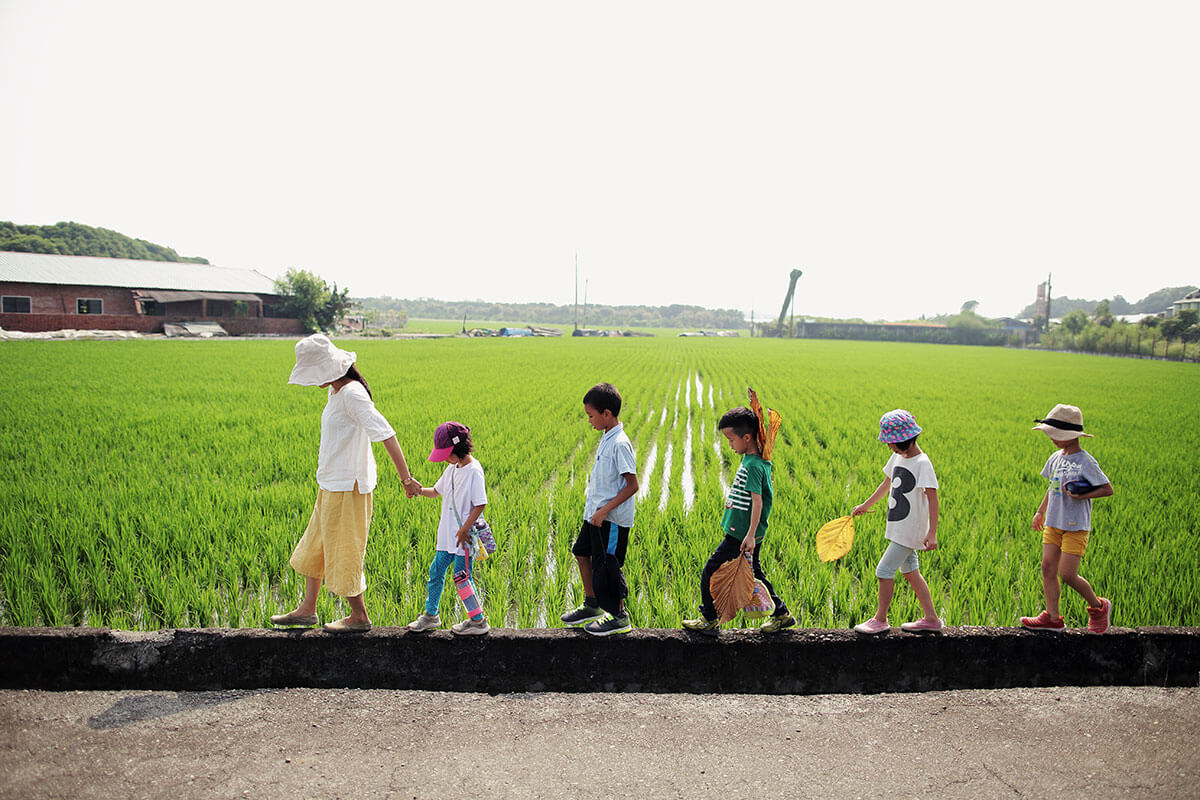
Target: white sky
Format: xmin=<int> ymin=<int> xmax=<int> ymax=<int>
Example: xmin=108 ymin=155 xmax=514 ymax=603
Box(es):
xmin=1 ymin=1 xmax=1197 ymax=321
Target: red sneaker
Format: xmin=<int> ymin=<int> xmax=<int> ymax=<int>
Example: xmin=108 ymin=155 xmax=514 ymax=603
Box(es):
xmin=1087 ymin=598 xmax=1112 ymax=634
xmin=1020 ymin=610 xmax=1065 ymax=631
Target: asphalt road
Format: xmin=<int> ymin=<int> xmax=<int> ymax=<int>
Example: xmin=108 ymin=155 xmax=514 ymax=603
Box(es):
xmin=1 ymin=686 xmax=1197 ymax=799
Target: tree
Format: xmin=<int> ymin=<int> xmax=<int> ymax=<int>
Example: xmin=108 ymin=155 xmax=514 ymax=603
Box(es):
xmin=1138 ymin=315 xmax=1160 ymax=329
xmin=1160 ymin=310 xmax=1197 ymax=340
xmin=275 ymin=269 xmax=351 ymax=333
xmin=960 ymin=300 xmax=980 ymax=314
xmin=1061 ymin=309 xmax=1090 ymax=335
xmin=1093 ymin=299 xmax=1114 ymax=328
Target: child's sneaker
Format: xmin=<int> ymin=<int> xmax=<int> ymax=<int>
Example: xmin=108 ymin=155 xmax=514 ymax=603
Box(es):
xmin=900 ymin=617 xmax=943 ymax=633
xmin=584 ymin=615 xmax=631 ymax=637
xmin=406 ymin=613 xmax=441 ymax=632
xmin=560 ymin=605 xmax=605 ymax=627
xmin=760 ymin=612 xmax=796 ymax=634
xmin=682 ymin=616 xmax=720 ymax=636
xmin=1087 ymin=598 xmax=1112 ymax=634
xmin=853 ymin=618 xmax=890 ymax=635
xmin=1020 ymin=610 xmax=1065 ymax=631
xmin=451 ymin=617 xmax=490 ymax=636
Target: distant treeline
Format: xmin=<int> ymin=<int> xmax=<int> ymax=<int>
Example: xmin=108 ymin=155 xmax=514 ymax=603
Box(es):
xmin=1015 ymin=286 xmax=1195 ymax=318
xmin=355 ymin=297 xmax=747 ymax=330
xmin=0 ymin=221 xmax=209 ymax=264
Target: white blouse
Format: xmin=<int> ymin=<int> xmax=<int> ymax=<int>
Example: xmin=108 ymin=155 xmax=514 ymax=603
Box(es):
xmin=315 ymin=381 xmax=396 ymax=493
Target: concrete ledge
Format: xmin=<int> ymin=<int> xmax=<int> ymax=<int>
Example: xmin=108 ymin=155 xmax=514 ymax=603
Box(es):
xmin=1 ymin=626 xmax=1197 ymax=694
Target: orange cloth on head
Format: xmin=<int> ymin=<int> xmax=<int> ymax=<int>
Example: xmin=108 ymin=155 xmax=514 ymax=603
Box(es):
xmin=749 ymin=389 xmax=782 ymax=462
xmin=289 ymin=488 xmax=373 ymax=598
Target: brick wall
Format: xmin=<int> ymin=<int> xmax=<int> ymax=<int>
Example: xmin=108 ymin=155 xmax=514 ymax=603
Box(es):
xmin=1 ymin=282 xmax=304 ymax=335
xmin=0 ymin=313 xmax=304 ymax=335
xmin=1 ymin=282 xmax=140 ymax=315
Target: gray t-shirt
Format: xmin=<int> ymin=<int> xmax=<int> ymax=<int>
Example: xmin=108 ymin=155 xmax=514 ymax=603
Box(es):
xmin=1041 ymin=449 xmax=1110 ymax=532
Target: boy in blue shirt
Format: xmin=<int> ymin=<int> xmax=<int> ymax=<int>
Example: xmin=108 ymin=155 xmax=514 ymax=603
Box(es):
xmin=561 ymin=382 xmax=639 ymax=636
xmin=683 ymin=403 xmax=794 ymax=636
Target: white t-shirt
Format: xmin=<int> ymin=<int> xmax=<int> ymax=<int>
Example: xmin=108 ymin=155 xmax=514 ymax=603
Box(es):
xmin=882 ymin=452 xmax=939 ymax=549
xmin=433 ymin=458 xmax=488 ymax=556
xmin=315 ymin=382 xmax=396 ymax=493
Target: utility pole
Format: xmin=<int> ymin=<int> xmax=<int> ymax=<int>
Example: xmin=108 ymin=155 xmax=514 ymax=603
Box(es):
xmin=1045 ymin=273 xmax=1053 ymax=333
xmin=574 ymin=253 xmax=578 ymax=332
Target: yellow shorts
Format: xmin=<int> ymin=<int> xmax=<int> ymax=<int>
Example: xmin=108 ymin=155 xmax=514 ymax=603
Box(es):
xmin=290 ymin=487 xmax=373 ymax=598
xmin=1043 ymin=526 xmax=1090 ymax=557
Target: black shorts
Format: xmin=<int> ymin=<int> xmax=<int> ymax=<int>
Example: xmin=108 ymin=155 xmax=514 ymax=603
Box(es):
xmin=571 ymin=520 xmax=630 ymax=566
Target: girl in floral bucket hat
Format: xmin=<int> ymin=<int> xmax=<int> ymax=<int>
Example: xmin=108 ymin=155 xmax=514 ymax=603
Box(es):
xmin=272 ymin=334 xmax=420 ymax=633
xmin=850 ymin=409 xmax=943 ymax=635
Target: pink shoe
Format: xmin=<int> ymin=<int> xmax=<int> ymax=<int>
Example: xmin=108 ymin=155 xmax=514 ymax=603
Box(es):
xmin=1087 ymin=598 xmax=1112 ymax=634
xmin=1020 ymin=610 xmax=1065 ymax=631
xmin=900 ymin=617 xmax=943 ymax=633
xmin=854 ymin=618 xmax=890 ymax=635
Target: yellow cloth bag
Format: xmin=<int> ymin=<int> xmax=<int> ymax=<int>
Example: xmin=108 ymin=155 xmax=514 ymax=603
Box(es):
xmin=709 ymin=555 xmax=756 ymax=623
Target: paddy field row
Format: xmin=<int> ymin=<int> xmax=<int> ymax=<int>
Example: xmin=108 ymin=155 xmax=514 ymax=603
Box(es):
xmin=1 ymin=337 xmax=1196 ymax=630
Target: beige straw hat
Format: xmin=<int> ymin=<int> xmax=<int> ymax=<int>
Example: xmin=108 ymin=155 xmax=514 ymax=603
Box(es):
xmin=1032 ymin=403 xmax=1093 ymax=440
xmin=287 ymin=334 xmax=356 ymax=386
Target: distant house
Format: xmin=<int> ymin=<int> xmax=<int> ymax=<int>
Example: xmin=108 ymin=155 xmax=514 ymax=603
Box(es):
xmin=998 ymin=317 xmax=1038 ymax=345
xmin=0 ymin=252 xmax=304 ymax=335
xmin=1168 ymin=288 xmax=1200 ymax=318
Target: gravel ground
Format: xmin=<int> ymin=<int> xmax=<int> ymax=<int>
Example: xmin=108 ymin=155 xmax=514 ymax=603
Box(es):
xmin=1 ymin=686 xmax=1197 ymax=799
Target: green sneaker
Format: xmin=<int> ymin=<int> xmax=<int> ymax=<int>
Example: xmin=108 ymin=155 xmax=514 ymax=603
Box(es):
xmin=560 ymin=605 xmax=605 ymax=627
xmin=760 ymin=612 xmax=796 ymax=634
xmin=584 ymin=615 xmax=632 ymax=637
xmin=682 ymin=616 xmax=720 ymax=637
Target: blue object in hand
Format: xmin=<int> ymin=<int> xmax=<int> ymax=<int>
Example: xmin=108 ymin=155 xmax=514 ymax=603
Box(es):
xmin=1064 ymin=479 xmax=1094 ymax=496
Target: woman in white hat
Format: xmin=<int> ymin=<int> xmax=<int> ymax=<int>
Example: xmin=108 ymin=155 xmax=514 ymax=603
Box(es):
xmin=271 ymin=334 xmax=419 ymax=633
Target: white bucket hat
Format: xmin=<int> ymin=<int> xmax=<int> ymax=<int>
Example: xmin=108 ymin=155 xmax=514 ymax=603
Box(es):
xmin=1033 ymin=403 xmax=1093 ymax=440
xmin=288 ymin=334 xmax=356 ymax=386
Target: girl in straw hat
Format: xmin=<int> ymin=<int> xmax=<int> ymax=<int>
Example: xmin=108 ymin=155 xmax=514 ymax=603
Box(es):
xmin=271 ymin=334 xmax=419 ymax=633
xmin=1021 ymin=403 xmax=1114 ymax=633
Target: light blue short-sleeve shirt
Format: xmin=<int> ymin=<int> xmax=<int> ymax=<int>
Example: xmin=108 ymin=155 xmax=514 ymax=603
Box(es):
xmin=584 ymin=423 xmax=638 ymax=528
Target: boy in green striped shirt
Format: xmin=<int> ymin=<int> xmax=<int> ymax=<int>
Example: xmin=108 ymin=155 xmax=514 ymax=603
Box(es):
xmin=683 ymin=405 xmax=794 ymax=635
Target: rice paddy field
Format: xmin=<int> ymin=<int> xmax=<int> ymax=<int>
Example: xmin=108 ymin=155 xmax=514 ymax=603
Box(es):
xmin=1 ymin=336 xmax=1197 ymax=631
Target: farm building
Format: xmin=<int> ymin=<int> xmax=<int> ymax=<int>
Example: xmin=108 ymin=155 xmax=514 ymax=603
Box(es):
xmin=0 ymin=251 xmax=304 ymax=335
xmin=1169 ymin=288 xmax=1200 ymax=318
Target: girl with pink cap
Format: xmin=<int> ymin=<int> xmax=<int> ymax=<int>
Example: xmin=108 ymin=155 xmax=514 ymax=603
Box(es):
xmin=405 ymin=421 xmax=491 ymax=636
xmin=271 ymin=334 xmax=419 ymax=633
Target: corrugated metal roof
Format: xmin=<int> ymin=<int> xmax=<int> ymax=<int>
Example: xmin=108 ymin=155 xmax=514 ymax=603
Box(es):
xmin=0 ymin=251 xmax=279 ymax=294
xmin=134 ymin=289 xmax=262 ymax=303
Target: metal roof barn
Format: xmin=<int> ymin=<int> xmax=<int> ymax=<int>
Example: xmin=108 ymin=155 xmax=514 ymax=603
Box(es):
xmin=0 ymin=252 xmax=278 ymax=293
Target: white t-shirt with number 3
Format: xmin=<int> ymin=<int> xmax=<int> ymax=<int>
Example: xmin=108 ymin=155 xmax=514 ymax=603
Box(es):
xmin=882 ymin=452 xmax=939 ymax=549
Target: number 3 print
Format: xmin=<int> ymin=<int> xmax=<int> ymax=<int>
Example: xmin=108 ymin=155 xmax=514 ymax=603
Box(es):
xmin=888 ymin=466 xmax=916 ymax=522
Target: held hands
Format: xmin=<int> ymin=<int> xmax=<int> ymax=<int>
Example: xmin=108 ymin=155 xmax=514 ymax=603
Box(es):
xmin=402 ymin=477 xmax=422 ymax=499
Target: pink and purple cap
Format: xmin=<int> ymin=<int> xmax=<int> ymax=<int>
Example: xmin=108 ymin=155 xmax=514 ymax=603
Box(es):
xmin=878 ymin=409 xmax=922 ymax=444
xmin=428 ymin=421 xmax=470 ymax=462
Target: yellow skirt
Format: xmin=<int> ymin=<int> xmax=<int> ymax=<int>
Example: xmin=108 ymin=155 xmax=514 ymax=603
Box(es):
xmin=289 ymin=488 xmax=373 ymax=598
